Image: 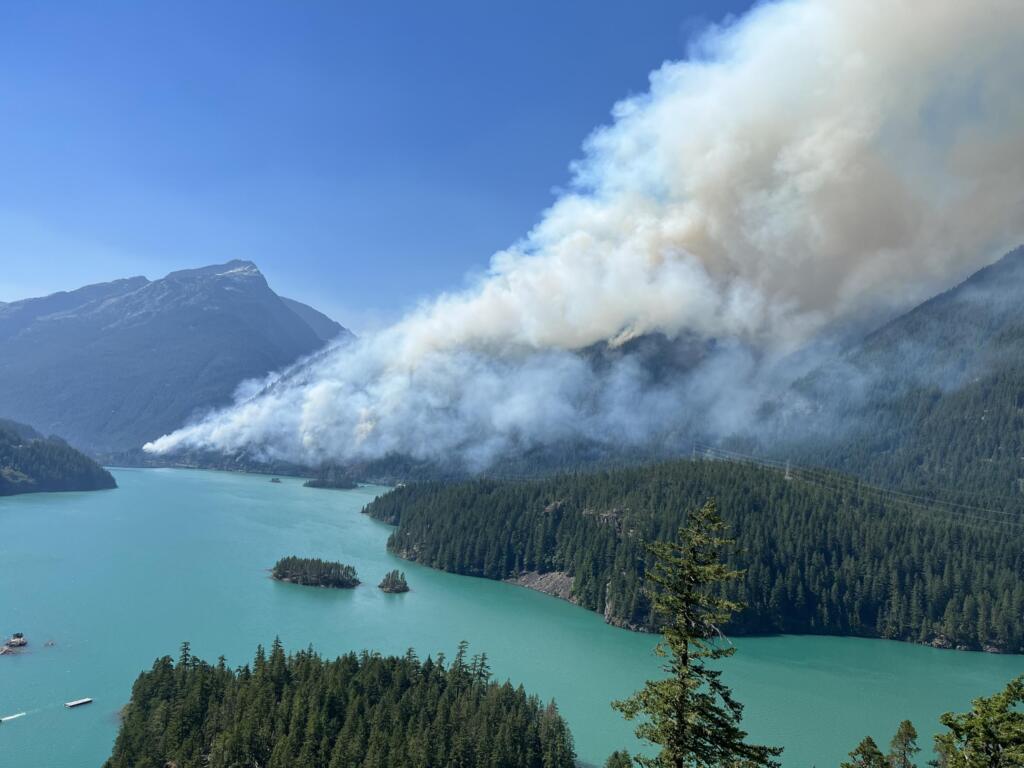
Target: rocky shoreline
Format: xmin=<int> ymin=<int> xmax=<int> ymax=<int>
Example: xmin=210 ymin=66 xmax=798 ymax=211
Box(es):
xmin=502 ymin=571 xmax=653 ymax=633
xmin=395 ymin=553 xmax=1014 ymax=652
xmin=501 ymin=572 xmax=1011 ymax=649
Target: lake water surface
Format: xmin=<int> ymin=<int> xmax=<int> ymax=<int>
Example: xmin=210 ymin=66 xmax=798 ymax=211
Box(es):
xmin=1 ymin=469 xmax=1021 ymax=766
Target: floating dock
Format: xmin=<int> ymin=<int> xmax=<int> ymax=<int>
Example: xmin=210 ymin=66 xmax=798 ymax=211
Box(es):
xmin=64 ymin=698 xmax=93 ymax=708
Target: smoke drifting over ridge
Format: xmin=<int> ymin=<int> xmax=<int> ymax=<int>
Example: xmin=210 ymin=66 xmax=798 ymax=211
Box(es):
xmin=147 ymin=0 xmax=1024 ymax=468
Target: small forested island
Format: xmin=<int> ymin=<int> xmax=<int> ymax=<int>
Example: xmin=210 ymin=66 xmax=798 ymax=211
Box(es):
xmin=364 ymin=458 xmax=1024 ymax=652
xmin=271 ymin=556 xmax=360 ymax=588
xmin=378 ymin=569 xmax=409 ymax=593
xmin=103 ymin=640 xmax=576 ymax=768
xmin=0 ymin=418 xmax=116 ymax=496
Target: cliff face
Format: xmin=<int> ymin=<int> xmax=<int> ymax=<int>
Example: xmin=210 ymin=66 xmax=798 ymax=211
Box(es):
xmin=504 ymin=571 xmax=575 ymax=602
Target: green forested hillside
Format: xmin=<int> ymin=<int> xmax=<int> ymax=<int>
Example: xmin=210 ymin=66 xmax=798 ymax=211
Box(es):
xmin=785 ymin=246 xmax=1024 ymax=506
xmin=364 ymin=459 xmax=1024 ymax=651
xmin=104 ymin=641 xmax=576 ymax=768
xmin=0 ymin=419 xmax=116 ymax=496
xmin=789 ymin=366 xmax=1024 ymax=507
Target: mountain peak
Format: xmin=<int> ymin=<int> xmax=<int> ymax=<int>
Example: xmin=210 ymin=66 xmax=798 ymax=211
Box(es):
xmin=164 ymin=260 xmax=264 ymax=283
xmin=0 ymin=261 xmax=347 ymax=453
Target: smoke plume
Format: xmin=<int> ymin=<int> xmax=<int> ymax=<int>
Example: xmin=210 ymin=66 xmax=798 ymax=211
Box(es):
xmin=146 ymin=0 xmax=1024 ymax=469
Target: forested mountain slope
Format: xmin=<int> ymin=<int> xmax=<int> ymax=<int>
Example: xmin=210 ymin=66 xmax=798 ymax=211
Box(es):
xmin=0 ymin=418 xmax=116 ymax=496
xmin=104 ymin=641 xmax=576 ymax=768
xmin=0 ymin=261 xmax=351 ymax=453
xmin=364 ymin=459 xmax=1024 ymax=652
xmin=784 ymin=246 xmax=1024 ymax=505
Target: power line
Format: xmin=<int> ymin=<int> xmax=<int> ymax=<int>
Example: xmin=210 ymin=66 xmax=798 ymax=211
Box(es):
xmin=690 ymin=443 xmax=1024 ymax=529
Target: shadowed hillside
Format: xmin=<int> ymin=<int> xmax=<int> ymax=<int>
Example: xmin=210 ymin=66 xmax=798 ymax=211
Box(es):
xmin=0 ymin=261 xmax=352 ymax=453
xmin=0 ymin=418 xmax=116 ymax=495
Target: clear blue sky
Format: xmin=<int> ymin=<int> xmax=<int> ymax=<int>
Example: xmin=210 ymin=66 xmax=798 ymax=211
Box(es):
xmin=0 ymin=0 xmax=750 ymax=330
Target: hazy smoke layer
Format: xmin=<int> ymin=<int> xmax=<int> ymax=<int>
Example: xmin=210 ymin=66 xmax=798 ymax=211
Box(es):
xmin=147 ymin=0 xmax=1024 ymax=468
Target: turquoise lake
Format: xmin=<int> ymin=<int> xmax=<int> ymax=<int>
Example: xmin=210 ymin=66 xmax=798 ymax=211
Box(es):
xmin=1 ymin=468 xmax=1022 ymax=766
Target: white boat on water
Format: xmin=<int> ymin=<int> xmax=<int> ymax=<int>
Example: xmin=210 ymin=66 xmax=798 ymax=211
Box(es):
xmin=64 ymin=698 xmax=93 ymax=708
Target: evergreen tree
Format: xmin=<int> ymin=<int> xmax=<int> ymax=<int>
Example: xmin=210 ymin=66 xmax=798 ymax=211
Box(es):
xmin=605 ymin=750 xmax=633 ymax=767
xmin=612 ymin=500 xmax=781 ymax=768
xmin=933 ymin=676 xmax=1024 ymax=767
xmin=887 ymin=721 xmax=919 ymax=768
xmin=841 ymin=737 xmax=887 ymax=768
xmin=105 ymin=642 xmax=576 ymax=768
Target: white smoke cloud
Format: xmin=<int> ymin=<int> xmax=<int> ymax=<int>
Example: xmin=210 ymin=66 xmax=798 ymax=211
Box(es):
xmin=147 ymin=0 xmax=1024 ymax=467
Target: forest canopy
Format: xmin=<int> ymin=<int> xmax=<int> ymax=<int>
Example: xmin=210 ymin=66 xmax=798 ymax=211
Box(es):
xmin=104 ymin=641 xmax=576 ymax=768
xmin=364 ymin=458 xmax=1024 ymax=652
xmin=0 ymin=419 xmax=116 ymax=496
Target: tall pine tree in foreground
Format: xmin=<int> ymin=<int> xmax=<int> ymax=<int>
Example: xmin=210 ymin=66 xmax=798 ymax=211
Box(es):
xmin=887 ymin=720 xmax=920 ymax=768
xmin=613 ymin=499 xmax=781 ymax=768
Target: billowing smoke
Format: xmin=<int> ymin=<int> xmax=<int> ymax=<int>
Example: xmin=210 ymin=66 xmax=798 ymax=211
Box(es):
xmin=146 ymin=0 xmax=1024 ymax=469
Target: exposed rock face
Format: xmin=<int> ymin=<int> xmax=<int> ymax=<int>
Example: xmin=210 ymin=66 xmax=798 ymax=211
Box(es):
xmin=504 ymin=571 xmax=575 ymax=602
xmin=2 ymin=632 xmax=28 ymax=654
xmin=505 ymin=571 xmax=655 ymax=633
xmin=602 ymin=592 xmax=654 ymax=633
xmin=924 ymin=635 xmax=1006 ymax=653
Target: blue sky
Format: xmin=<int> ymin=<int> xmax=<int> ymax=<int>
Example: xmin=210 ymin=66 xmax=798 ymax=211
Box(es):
xmin=0 ymin=0 xmax=750 ymax=329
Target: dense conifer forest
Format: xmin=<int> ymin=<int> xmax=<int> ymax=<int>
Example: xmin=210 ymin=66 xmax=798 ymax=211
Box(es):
xmin=0 ymin=419 xmax=116 ymax=496
xmin=104 ymin=641 xmax=576 ymax=768
xmin=364 ymin=459 xmax=1024 ymax=651
xmin=272 ymin=557 xmax=360 ymax=588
